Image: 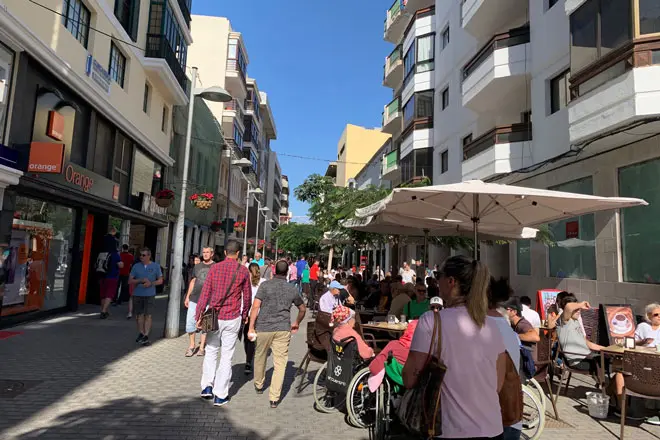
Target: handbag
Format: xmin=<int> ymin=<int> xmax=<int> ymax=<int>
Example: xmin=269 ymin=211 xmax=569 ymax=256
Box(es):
xmin=199 ymin=261 xmax=240 ymax=333
xmin=396 ymin=311 xmax=446 ymax=439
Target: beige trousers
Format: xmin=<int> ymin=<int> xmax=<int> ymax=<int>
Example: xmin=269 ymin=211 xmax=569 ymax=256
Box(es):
xmin=253 ymin=331 xmax=291 ymax=402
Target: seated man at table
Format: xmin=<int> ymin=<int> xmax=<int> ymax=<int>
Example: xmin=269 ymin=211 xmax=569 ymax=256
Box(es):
xmin=503 ymin=297 xmax=540 ymax=347
xmin=319 ymin=280 xmax=354 ymax=314
xmin=331 ymin=305 xmax=374 ymax=360
xmin=557 ymin=296 xmax=625 ymax=413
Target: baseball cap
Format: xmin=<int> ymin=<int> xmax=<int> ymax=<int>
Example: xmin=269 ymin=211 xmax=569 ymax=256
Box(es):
xmin=328 ymin=280 xmax=343 ymax=290
xmin=430 ymin=297 xmax=443 ymax=306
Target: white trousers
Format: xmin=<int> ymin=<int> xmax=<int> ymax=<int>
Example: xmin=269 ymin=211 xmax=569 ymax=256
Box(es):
xmin=200 ymin=316 xmax=241 ymax=399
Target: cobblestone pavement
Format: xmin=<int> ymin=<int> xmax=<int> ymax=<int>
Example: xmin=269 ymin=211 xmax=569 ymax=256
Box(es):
xmin=1 ymin=297 xmax=660 ymax=440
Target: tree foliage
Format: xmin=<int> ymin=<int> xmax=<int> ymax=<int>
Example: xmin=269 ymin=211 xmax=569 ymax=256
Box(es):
xmin=272 ymin=222 xmax=323 ymax=257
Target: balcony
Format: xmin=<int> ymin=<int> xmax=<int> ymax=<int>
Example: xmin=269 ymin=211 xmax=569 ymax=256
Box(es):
xmin=461 ymin=25 xmax=530 ymax=113
xmin=462 ymin=122 xmax=533 ymax=181
xmin=406 ymin=0 xmax=434 ymax=13
xmin=382 ymin=98 xmax=402 ymax=135
xmin=384 ymin=0 xmax=411 ymax=44
xmin=281 ymin=193 xmax=289 ymax=203
xmin=225 ymin=59 xmax=248 ymax=100
xmin=383 ymin=46 xmax=403 ymax=89
xmin=381 ymin=149 xmax=399 ymax=181
xmin=461 ymin=0 xmax=528 ymax=40
xmin=176 ymin=0 xmax=191 ymax=26
xmin=241 ymin=147 xmax=257 ymax=174
xmin=144 ymin=34 xmax=189 ymax=99
xmin=224 ymin=99 xmax=245 ymax=126
xmin=281 ymin=179 xmax=289 ymax=193
xmin=223 ymin=138 xmax=244 ymax=160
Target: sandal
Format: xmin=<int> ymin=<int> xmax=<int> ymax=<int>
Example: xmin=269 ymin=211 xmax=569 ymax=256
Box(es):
xmin=185 ymin=348 xmax=195 ymax=357
xmin=197 ymin=348 xmax=205 ymax=356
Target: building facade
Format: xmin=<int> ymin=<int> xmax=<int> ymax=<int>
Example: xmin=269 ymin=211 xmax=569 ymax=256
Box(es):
xmin=0 ymin=0 xmax=191 ymax=325
xmin=279 ymin=175 xmax=291 ymax=225
xmin=365 ymin=0 xmax=660 ymax=310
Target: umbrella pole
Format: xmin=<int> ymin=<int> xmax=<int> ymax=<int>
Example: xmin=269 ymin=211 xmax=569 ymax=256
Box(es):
xmin=424 ymin=229 xmax=429 ymax=275
xmin=473 ymin=194 xmax=479 ymax=261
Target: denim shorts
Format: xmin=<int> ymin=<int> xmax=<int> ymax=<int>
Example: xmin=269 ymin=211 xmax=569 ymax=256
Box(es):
xmin=186 ymin=301 xmax=198 ymax=334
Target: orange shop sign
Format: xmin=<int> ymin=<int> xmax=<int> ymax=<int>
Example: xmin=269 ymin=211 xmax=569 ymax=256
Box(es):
xmin=47 ymin=110 xmax=65 ymax=141
xmin=28 ymin=142 xmax=65 ymax=174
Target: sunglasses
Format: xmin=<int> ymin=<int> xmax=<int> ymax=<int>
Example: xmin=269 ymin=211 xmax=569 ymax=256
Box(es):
xmin=653 ymin=313 xmax=660 ymax=318
xmin=140 ymin=253 xmax=149 ymax=257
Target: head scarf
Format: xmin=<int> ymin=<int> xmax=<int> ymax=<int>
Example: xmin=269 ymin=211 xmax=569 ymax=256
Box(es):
xmin=331 ymin=304 xmax=354 ymax=326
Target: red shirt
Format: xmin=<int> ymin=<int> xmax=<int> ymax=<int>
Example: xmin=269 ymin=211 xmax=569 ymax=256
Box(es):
xmin=195 ymin=258 xmax=251 ymax=322
xmin=119 ymin=252 xmax=134 ymax=276
xmin=310 ymin=263 xmax=320 ymax=281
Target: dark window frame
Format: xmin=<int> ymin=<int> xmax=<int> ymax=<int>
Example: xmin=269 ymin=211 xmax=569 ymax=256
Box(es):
xmin=161 ymin=105 xmax=169 ymax=133
xmin=62 ymin=0 xmax=91 ymax=48
xmin=114 ymin=0 xmax=140 ymax=42
xmin=143 ymin=82 xmax=151 ymax=114
xmin=109 ymin=42 xmax=127 ymax=88
xmin=550 ymin=68 xmax=570 ymax=114
xmin=402 ymin=89 xmax=434 ymax=128
xmin=441 ymin=26 xmax=450 ymax=50
xmin=440 ymin=150 xmax=448 ymax=174
xmin=441 ymin=87 xmax=449 ymax=110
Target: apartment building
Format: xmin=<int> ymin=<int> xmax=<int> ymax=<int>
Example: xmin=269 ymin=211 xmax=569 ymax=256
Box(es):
xmin=325 ymin=124 xmax=391 ymax=188
xmin=262 ymin=151 xmax=282 ymax=245
xmin=280 ymin=174 xmax=291 ymax=224
xmin=369 ymin=0 xmax=660 ymax=309
xmin=0 ymin=0 xmax=191 ymax=325
xmin=187 ymin=15 xmax=278 ymax=253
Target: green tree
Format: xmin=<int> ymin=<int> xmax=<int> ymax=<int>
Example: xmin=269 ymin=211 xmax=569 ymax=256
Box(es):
xmin=272 ymin=222 xmax=323 ymax=256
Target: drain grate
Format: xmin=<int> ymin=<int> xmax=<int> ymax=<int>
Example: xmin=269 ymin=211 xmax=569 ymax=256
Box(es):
xmin=0 ymin=379 xmax=42 ymax=398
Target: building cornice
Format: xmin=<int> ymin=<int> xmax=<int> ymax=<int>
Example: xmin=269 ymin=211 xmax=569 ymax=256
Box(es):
xmin=0 ymin=7 xmax=175 ymax=166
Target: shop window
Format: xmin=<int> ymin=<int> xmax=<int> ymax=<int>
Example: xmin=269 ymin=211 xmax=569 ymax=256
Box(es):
xmin=2 ymin=196 xmax=76 ymax=316
xmin=109 ymin=43 xmax=127 ymax=88
xmin=547 ymin=177 xmax=596 ymax=279
xmin=93 ymin=116 xmax=114 ymax=178
xmin=517 ymin=239 xmax=531 ymax=275
xmin=619 ymin=158 xmax=660 ymax=284
xmin=62 ymin=0 xmax=91 ymax=48
xmin=113 ymin=133 xmax=133 ymax=204
xmin=0 ymin=42 xmax=15 ymax=144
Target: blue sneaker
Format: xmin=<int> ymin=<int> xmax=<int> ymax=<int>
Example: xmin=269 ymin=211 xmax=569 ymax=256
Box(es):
xmin=213 ymin=396 xmax=230 ymax=407
xmin=200 ymin=386 xmax=213 ymax=399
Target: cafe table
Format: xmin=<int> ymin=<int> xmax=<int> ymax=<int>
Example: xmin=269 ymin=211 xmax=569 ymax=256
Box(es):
xmin=599 ymin=345 xmax=660 ymax=393
xmin=362 ymin=322 xmax=408 ymax=335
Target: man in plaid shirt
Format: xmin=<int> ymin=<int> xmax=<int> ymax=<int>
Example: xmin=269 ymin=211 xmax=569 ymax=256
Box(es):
xmin=195 ymin=240 xmax=251 ymax=407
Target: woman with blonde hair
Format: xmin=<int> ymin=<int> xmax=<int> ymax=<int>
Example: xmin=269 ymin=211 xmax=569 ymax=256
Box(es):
xmin=243 ymin=262 xmax=265 ymax=375
xmin=635 ymin=303 xmax=660 ymax=347
xmin=403 ymin=255 xmax=507 ymax=440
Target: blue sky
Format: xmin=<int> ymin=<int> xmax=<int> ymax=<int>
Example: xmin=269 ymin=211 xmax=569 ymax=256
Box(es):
xmin=192 ymin=0 xmax=392 ymax=220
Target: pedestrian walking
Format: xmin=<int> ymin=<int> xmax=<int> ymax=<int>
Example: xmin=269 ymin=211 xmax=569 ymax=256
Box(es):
xmin=184 ymin=247 xmax=215 ymax=357
xmin=248 ymin=260 xmax=306 ymax=408
xmin=244 ymin=262 xmax=265 ymax=375
xmin=295 ymin=256 xmax=307 ymax=293
xmin=98 ymin=232 xmax=122 ymax=320
xmin=309 ymin=258 xmax=320 ymax=299
xmin=129 ymin=247 xmax=163 ymax=346
xmin=195 ymin=240 xmax=251 ymax=407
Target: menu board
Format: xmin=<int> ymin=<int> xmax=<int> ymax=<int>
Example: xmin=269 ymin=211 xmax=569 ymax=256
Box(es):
xmin=602 ymin=304 xmax=636 ymax=345
xmin=535 ymin=289 xmax=563 ymax=319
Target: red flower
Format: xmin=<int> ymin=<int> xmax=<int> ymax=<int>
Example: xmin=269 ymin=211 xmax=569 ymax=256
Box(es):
xmin=156 ymin=189 xmax=175 ymax=199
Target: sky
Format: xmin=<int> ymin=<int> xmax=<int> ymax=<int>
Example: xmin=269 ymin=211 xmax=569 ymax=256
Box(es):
xmin=192 ymin=0 xmax=392 ymax=220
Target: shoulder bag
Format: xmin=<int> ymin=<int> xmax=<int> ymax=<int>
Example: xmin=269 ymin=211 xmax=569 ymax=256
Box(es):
xmin=396 ymin=311 xmax=447 ymax=439
xmin=199 ymin=261 xmax=240 ymax=333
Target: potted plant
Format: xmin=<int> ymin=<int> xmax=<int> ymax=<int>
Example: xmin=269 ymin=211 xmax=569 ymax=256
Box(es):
xmin=189 ymin=193 xmax=214 ymax=210
xmin=210 ymin=221 xmax=222 ymax=232
xmin=155 ymin=189 xmax=175 ymax=207
xmin=234 ymin=221 xmax=246 ymax=233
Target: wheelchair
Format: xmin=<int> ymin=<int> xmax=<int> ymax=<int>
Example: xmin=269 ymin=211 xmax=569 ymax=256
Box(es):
xmin=312 ymin=335 xmax=370 ymax=413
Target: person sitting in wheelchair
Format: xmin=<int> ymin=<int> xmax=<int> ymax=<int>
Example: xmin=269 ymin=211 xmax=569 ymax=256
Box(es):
xmin=367 ymin=318 xmax=418 ymax=392
xmin=331 ymin=305 xmax=374 ymax=360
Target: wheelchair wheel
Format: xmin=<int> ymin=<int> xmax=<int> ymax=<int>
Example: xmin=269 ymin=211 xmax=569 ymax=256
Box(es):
xmin=346 ymin=367 xmax=376 ymax=428
xmin=369 ymin=379 xmax=391 ymax=440
xmin=313 ymin=362 xmax=344 ymax=413
xmin=521 ymin=384 xmax=545 ymax=440
xmin=527 ymin=377 xmax=547 ymax=414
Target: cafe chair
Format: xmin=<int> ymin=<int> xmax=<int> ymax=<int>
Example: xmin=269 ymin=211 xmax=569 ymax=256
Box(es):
xmin=553 ymin=341 xmax=605 ymax=407
xmin=296 ymin=315 xmax=331 ymax=394
xmin=620 ymin=351 xmax=660 ymax=439
xmin=535 ymin=329 xmax=560 ymax=420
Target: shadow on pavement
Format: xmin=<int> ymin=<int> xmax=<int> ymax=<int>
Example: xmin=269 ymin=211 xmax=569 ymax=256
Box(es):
xmin=12 ymin=396 xmax=313 ymax=440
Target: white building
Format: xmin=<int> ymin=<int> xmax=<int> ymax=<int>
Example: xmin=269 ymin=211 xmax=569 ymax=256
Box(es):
xmin=366 ymin=0 xmax=660 ymax=308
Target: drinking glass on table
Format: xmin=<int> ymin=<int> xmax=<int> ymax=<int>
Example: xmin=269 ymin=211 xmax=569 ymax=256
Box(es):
xmin=388 ymin=314 xmax=396 ymax=324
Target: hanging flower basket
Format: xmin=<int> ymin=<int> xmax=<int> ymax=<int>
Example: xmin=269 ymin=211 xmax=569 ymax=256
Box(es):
xmin=277 ymin=249 xmax=284 ymax=254
xmin=248 ymin=239 xmax=254 ymax=245
xmin=210 ymin=221 xmax=222 ymax=232
xmin=233 ymin=221 xmax=246 ymax=233
xmin=155 ymin=189 xmax=175 ymax=207
xmin=189 ymin=193 xmax=214 ymax=210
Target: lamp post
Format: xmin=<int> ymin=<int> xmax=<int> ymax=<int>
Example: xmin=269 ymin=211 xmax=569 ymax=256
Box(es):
xmin=242 ymin=182 xmax=263 ymax=257
xmin=255 ymin=206 xmax=269 ymax=258
xmin=223 ymin=158 xmax=251 ymax=248
xmin=263 ymin=218 xmax=274 ymax=259
xmin=165 ymin=67 xmax=232 ymax=339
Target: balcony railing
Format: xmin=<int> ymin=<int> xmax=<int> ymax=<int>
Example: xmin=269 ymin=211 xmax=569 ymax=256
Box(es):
xmin=224 ymin=138 xmax=244 ymax=158
xmin=463 ymin=122 xmax=532 ymax=161
xmin=462 ymin=25 xmax=530 ymax=82
xmin=176 ymin=0 xmax=191 ymax=26
xmin=383 ymin=97 xmax=401 ymax=126
xmin=225 ymin=99 xmax=245 ymax=121
xmin=382 ymin=149 xmax=398 ymax=175
xmin=385 ymin=0 xmax=405 ymax=31
xmin=226 ymin=59 xmax=247 ymax=81
xmin=146 ymin=34 xmax=189 ymax=91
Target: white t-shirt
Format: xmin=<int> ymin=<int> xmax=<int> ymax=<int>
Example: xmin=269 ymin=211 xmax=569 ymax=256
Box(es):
xmin=522 ymin=304 xmax=541 ymax=329
xmin=319 ymin=290 xmax=341 ymax=314
xmin=635 ymin=322 xmax=660 ymax=347
xmin=488 ymin=315 xmax=523 ymax=431
xmin=399 ymin=268 xmax=415 ymax=284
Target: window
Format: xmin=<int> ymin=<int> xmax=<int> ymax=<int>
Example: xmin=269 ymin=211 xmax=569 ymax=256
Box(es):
xmin=639 ymin=0 xmax=660 ymax=35
xmin=143 ymin=83 xmax=151 ymax=114
xmin=161 ymin=106 xmax=169 ymax=133
xmin=417 ymin=33 xmax=435 ymax=73
xmin=131 ymin=150 xmax=155 ymax=197
xmin=441 ymin=26 xmax=450 ymax=50
xmin=462 ymin=134 xmax=473 ymax=146
xmin=550 ymin=69 xmax=570 ymax=114
xmin=547 ymin=177 xmax=596 ymax=280
xmin=114 ymin=0 xmax=140 ymax=41
xmin=339 ymin=144 xmax=346 ymax=158
xmin=233 ymin=122 xmax=243 ymax=147
xmin=441 ymin=87 xmax=449 ymax=110
xmin=403 ymin=42 xmax=415 ymax=80
xmin=0 ymin=42 xmax=15 ymax=144
xmin=113 ymin=132 xmax=133 ymax=204
xmin=516 ymin=240 xmax=532 ymax=275
xmin=228 ymin=38 xmax=247 ymax=76
xmin=62 ymin=0 xmax=91 ymax=48
xmin=440 ymin=150 xmax=448 ymax=174
xmin=547 ymin=0 xmax=560 ymax=10
xmin=148 ymin=1 xmax=188 ymax=76
xmin=402 ymin=90 xmax=433 ymax=127
xmin=109 ymin=43 xmax=127 ymax=88
xmin=570 ymin=0 xmax=632 ymax=73
xmin=619 ymin=158 xmax=660 ymax=284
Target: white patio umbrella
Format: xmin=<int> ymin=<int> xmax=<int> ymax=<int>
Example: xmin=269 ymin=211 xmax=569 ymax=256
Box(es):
xmin=355 ymin=180 xmax=648 ymax=260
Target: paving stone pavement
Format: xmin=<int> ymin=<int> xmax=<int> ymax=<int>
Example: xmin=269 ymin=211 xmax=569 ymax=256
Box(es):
xmin=1 ymin=297 xmax=660 ymax=440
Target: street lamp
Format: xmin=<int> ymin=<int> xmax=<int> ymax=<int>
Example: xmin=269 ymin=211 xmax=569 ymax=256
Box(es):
xmin=166 ymin=67 xmax=232 ymax=339
xmin=255 ymin=206 xmax=269 ymax=258
xmin=243 ymin=184 xmax=263 ymax=257
xmin=263 ymin=218 xmax=274 ymax=259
